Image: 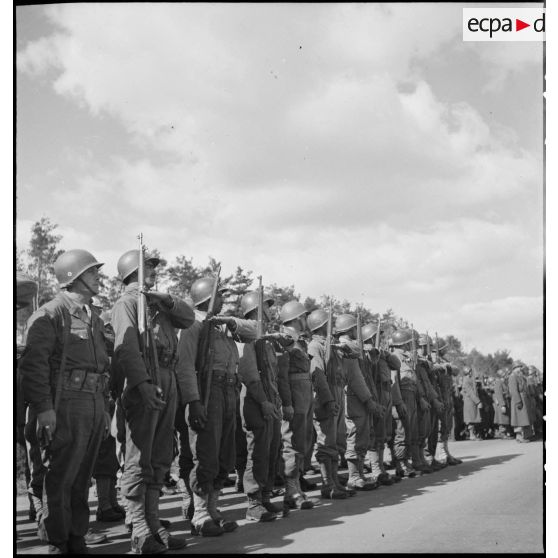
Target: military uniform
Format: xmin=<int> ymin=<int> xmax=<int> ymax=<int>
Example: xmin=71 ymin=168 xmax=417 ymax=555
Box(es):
xmin=492 ymin=376 xmax=511 ymax=437
xmin=176 ymin=309 xmax=256 ymax=529
xmin=237 ymin=333 xmax=285 ymax=518
xmin=112 ymin=283 xmax=194 ymax=547
xmin=276 ymin=328 xmax=316 ymax=508
xmin=391 ymin=347 xmax=419 ymax=475
xmin=20 ymin=292 xmax=110 ymax=552
xmin=415 ymin=358 xmax=440 ymax=472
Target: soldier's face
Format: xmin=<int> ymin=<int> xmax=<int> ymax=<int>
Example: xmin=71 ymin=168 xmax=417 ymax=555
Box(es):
xmin=144 ymin=262 xmax=157 ymax=288
xmin=213 ymin=292 xmax=224 ymax=314
xmin=80 ymin=267 xmax=101 ymax=295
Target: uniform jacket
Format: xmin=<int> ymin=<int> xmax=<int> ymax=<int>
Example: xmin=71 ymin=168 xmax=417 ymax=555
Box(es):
xmin=20 ymin=292 xmax=111 ymax=414
xmin=276 ymin=330 xmax=312 ymax=408
xmin=492 ymin=377 xmax=510 ymax=425
xmin=391 ymin=348 xmax=416 ymax=389
xmin=111 ymin=283 xmax=195 ymax=396
xmin=508 ymin=371 xmax=531 ymax=427
xmin=386 ymin=352 xmax=403 ymax=406
xmin=462 ymin=375 xmax=481 ymax=424
xmin=307 ymin=335 xmax=341 ymax=413
xmin=338 ymin=335 xmax=372 ymax=416
xmin=434 ymin=362 xmax=453 ymax=405
xmin=175 ymin=310 xmax=256 ymax=405
xmin=237 ymin=335 xmax=283 ymax=409
xmin=416 ymin=358 xmax=440 ymax=407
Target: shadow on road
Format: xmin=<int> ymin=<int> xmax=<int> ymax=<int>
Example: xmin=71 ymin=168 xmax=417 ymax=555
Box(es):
xmin=16 ymin=451 xmax=525 ymax=555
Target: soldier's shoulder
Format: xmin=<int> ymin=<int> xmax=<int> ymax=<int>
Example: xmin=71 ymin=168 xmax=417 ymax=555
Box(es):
xmin=28 ymin=295 xmax=67 ymax=328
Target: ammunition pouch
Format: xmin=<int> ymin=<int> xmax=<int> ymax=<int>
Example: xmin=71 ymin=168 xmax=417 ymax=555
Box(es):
xmin=60 ymin=368 xmax=106 ymax=394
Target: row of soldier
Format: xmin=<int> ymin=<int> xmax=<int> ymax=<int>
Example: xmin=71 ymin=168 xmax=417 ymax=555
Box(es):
xmin=17 ymin=246 xmax=516 ymax=554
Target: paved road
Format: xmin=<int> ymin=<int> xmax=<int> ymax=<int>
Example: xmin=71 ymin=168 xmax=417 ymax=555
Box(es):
xmin=15 ymin=438 xmax=544 ymax=554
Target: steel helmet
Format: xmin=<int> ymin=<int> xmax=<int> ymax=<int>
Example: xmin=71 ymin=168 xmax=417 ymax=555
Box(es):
xmin=190 ymin=276 xmax=228 ymax=307
xmin=54 ymin=249 xmax=104 ymax=288
xmin=307 ymin=309 xmax=329 ymax=332
xmin=335 ymin=314 xmax=357 ymax=334
xmin=390 ymin=328 xmax=415 ymax=347
xmin=279 ymin=300 xmax=308 ymax=324
xmin=418 ymin=333 xmax=432 ymax=347
xmin=16 ymin=273 xmax=38 ymax=310
xmin=240 ymin=291 xmax=274 ymax=317
xmin=117 ymin=250 xmax=161 ymax=282
xmin=361 ymin=323 xmax=378 ymax=342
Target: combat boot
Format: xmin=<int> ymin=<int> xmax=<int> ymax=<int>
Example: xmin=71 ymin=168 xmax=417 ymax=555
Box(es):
xmin=468 ymin=425 xmax=481 ymax=441
xmin=176 ymin=478 xmax=194 ymax=521
xmin=96 ymin=476 xmax=124 ymax=522
xmin=109 ymin=478 xmax=126 ymax=517
xmin=235 ymin=468 xmax=245 ymax=493
xmin=146 ymin=487 xmax=186 ymax=550
xmin=131 ymin=533 xmax=167 ymax=555
xmin=347 ymin=459 xmax=374 ymax=491
xmin=411 ymin=445 xmax=430 ymax=474
xmin=283 ymin=476 xmax=314 ymax=510
xmin=128 ymin=494 xmax=167 ymax=554
xmin=299 ymin=473 xmax=318 ymax=491
xmin=319 ymin=460 xmax=347 ymax=499
xmin=358 ymin=456 xmax=378 ymax=490
xmin=191 ymin=492 xmax=224 ymax=537
xmin=368 ymin=449 xmax=393 ymax=486
xmin=386 ymin=446 xmax=402 ymax=482
xmin=444 ymin=440 xmax=462 ymax=465
xmin=262 ymin=491 xmax=284 ymax=514
xmin=208 ymin=487 xmax=238 ymax=532
xmin=378 ymin=447 xmax=396 ymax=485
xmin=395 ymin=455 xmax=416 ymax=478
xmin=331 ymin=460 xmax=355 ymax=496
xmin=246 ymin=491 xmax=276 ymax=522
xmin=436 ymin=439 xmax=449 ymax=466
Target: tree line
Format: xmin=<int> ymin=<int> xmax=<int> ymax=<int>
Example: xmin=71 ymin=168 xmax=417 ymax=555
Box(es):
xmin=16 ymin=217 xmax=536 ymax=377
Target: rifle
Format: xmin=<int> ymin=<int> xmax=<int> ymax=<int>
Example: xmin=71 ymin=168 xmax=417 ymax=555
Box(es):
xmin=255 ymin=276 xmax=273 ymax=403
xmin=410 ymin=322 xmax=417 ymax=369
xmin=356 ymin=311 xmax=364 ymax=358
xmin=138 ymin=234 xmax=162 ymax=391
xmin=375 ymin=318 xmax=381 ymax=351
xmin=426 ymin=330 xmax=431 ymax=361
xmin=202 ymin=264 xmax=221 ymax=409
xmin=324 ymin=302 xmax=335 ymax=386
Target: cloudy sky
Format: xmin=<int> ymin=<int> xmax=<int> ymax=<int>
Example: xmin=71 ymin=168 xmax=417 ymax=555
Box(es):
xmin=16 ymin=3 xmax=544 ymax=367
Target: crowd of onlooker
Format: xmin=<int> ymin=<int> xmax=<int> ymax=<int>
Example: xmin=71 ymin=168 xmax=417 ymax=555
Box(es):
xmin=451 ymin=364 xmax=543 ymax=443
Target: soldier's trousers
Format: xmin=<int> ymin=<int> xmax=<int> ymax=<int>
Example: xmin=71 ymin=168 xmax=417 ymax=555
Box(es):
xmin=417 ymin=397 xmax=431 ymax=448
xmin=241 ymin=392 xmax=281 ymax=494
xmin=42 ymin=390 xmax=105 ymax=547
xmin=236 ymin=398 xmax=248 ymax=473
xmin=373 ymin=383 xmax=393 ymax=448
xmin=175 ymin=404 xmax=194 ymax=482
xmin=24 ymin=408 xmax=47 ymax=500
xmin=121 ymin=367 xmax=177 ymax=498
xmin=438 ymin=403 xmax=452 ymax=443
xmin=281 ymin=377 xmax=313 ymax=478
xmin=345 ymin=395 xmax=371 ymax=460
xmin=393 ymin=386 xmax=418 ymax=459
xmin=427 ymin=410 xmax=441 ymax=456
xmin=93 ymin=435 xmax=120 ymax=479
xmin=189 ymin=375 xmax=236 ymax=495
xmin=314 ymin=385 xmax=346 ymax=463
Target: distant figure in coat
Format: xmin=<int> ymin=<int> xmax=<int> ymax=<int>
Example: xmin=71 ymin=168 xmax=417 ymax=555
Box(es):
xmin=508 ymin=363 xmax=533 ymax=443
xmin=461 ymin=368 xmax=482 ymax=441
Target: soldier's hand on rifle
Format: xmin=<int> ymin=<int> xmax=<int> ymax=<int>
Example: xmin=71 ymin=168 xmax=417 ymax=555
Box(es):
xmin=137 ymin=382 xmax=166 ymax=410
xmin=37 ymin=409 xmax=56 ymax=446
xmin=261 ymin=401 xmax=280 ymax=420
xmin=501 ymin=405 xmax=507 ymax=413
xmin=396 ymin=403 xmax=408 ymax=420
xmin=477 ymin=402 xmax=483 ymax=409
xmin=324 ymin=400 xmax=339 ymax=417
xmin=187 ymin=400 xmax=208 ymax=431
xmin=419 ymin=397 xmax=431 ymax=411
xmin=103 ymin=411 xmax=112 ymax=439
xmin=209 ymin=315 xmax=236 ymax=329
xmin=282 ymin=405 xmax=294 ymax=421
xmin=142 ymin=290 xmax=174 ymax=309
xmin=433 ymin=400 xmax=444 ymax=413
xmin=516 ymin=401 xmax=523 ymax=410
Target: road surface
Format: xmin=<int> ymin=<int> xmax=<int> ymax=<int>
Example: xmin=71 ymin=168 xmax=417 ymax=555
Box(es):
xmin=15 ymin=438 xmax=544 ymax=554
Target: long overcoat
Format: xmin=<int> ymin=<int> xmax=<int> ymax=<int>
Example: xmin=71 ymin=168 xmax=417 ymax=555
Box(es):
xmin=462 ymin=375 xmax=481 ymax=424
xmin=508 ymin=371 xmax=531 ymax=427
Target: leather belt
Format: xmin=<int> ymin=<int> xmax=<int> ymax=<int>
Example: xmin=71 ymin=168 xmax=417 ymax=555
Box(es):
xmin=62 ymin=368 xmax=105 ymax=393
xmin=211 ymin=371 xmax=237 ymax=386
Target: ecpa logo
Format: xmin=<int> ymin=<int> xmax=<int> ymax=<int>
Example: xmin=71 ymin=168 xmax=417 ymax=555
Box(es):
xmin=463 ymin=8 xmax=545 ymax=42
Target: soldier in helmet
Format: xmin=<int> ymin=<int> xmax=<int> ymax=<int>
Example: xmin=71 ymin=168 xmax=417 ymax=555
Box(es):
xmin=111 ymin=249 xmax=195 ymax=553
xmin=389 ymin=329 xmax=420 ymax=478
xmin=416 ymin=334 xmax=446 ymax=472
xmin=430 ymin=339 xmax=462 ymax=465
xmin=235 ymin=290 xmax=291 ymax=520
xmin=19 ymin=249 xmax=112 ymax=554
xmin=335 ymin=314 xmax=382 ymax=491
xmin=175 ymin=275 xmax=258 ymax=536
xmin=361 ymin=322 xmax=401 ymax=485
xmin=276 ymin=300 xmax=319 ymax=510
xmin=306 ymin=308 xmax=352 ymax=500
